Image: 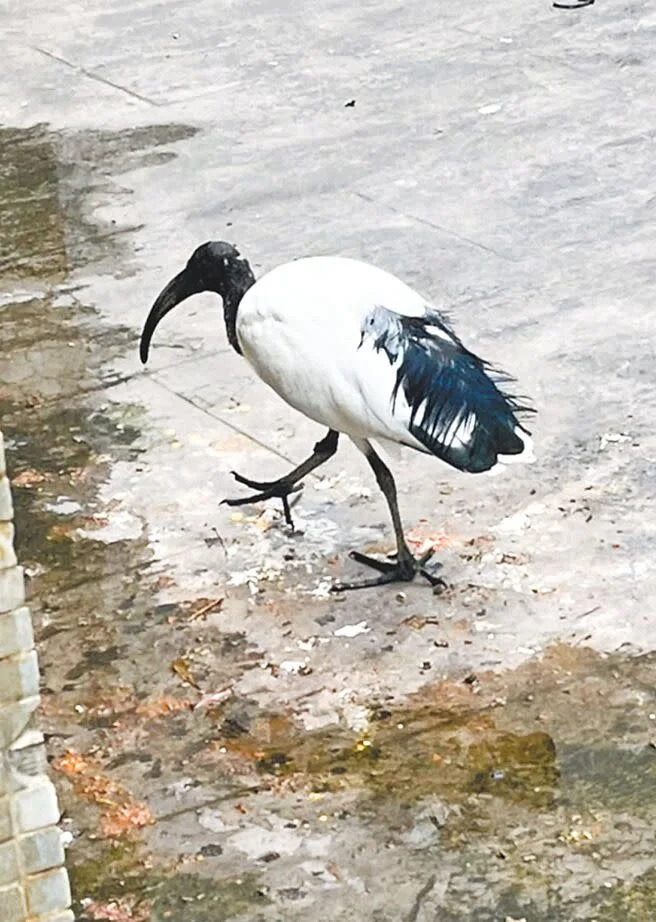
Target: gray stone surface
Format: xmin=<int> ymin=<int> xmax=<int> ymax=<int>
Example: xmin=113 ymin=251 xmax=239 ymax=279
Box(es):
xmin=25 ymin=867 xmax=72 ymax=917
xmin=0 ymin=479 xmax=13 ymax=524
xmin=11 ymin=780 xmax=62 ymax=836
xmin=0 ymin=651 xmax=39 ymax=705
xmin=0 ymin=840 xmax=20 ymax=887
xmin=0 ymin=568 xmax=24 ymax=616
xmin=19 ymin=826 xmax=66 ymax=876
xmin=0 ymin=882 xmax=27 ymax=922
xmin=0 ymin=609 xmax=34 ymax=662
xmin=0 ymin=797 xmax=12 ymax=842
xmin=0 ymin=523 xmax=18 ymax=571
xmin=1 ymin=0 xmax=655 ymax=920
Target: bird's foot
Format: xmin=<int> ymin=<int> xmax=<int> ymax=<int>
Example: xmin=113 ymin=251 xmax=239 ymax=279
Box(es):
xmin=330 ymin=547 xmax=445 ymax=592
xmin=221 ymin=472 xmax=303 ymax=528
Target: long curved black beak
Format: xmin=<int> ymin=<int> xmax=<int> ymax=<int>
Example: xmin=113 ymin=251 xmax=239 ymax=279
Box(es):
xmin=140 ymin=268 xmax=202 ymax=364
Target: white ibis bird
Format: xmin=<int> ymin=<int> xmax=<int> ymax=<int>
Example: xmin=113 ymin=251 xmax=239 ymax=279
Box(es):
xmin=140 ymin=242 xmax=534 ymax=591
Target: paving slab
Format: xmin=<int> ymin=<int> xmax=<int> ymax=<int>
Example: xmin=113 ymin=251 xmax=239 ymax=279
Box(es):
xmin=2 ymin=0 xmax=656 ymax=919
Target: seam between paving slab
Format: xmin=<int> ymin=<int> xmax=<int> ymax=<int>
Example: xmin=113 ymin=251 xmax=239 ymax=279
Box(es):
xmin=351 ymin=191 xmax=516 ymax=262
xmin=149 ymin=376 xmax=299 ymax=466
xmin=29 ymin=45 xmax=162 ymax=107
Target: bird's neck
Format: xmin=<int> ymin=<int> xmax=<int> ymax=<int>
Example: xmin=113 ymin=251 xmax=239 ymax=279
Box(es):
xmin=219 ymin=259 xmax=256 ymax=354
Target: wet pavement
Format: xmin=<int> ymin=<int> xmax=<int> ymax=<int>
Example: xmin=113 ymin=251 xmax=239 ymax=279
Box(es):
xmin=2 ymin=1 xmax=656 ymax=919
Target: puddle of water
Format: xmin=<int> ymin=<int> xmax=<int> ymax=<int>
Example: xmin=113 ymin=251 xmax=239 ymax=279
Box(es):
xmin=228 ymin=645 xmax=654 ymax=816
xmin=0 ymin=122 xmax=196 ymax=282
xmin=0 ymin=125 xmax=68 ymax=282
xmin=6 ymin=399 xmax=145 ymax=586
xmin=0 ymin=120 xmax=198 ymax=589
xmin=238 ymin=704 xmax=558 ymax=811
xmin=1 ymin=118 xmax=258 ymax=917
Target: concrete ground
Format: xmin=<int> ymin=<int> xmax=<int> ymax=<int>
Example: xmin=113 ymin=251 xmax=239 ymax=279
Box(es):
xmin=2 ymin=0 xmax=656 ymax=918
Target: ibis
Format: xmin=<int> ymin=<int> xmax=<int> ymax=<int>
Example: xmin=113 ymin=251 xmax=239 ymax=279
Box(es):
xmin=140 ymin=242 xmax=534 ymax=591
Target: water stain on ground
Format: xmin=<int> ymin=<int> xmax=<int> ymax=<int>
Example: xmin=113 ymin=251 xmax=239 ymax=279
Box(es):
xmin=223 ymin=643 xmax=655 ymax=818
xmin=58 ymin=643 xmax=652 ymax=921
xmin=2 ymin=121 xmax=656 ymax=920
xmin=0 ymin=122 xmax=196 ymax=282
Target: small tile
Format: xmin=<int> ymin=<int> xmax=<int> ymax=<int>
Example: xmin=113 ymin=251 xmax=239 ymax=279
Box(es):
xmin=0 ymin=478 xmax=12 ymax=523
xmin=19 ymin=826 xmax=65 ymax=875
xmin=9 ymin=729 xmax=47 ymax=778
xmin=0 ymin=839 xmax=20 ymax=886
xmin=11 ymin=780 xmax=60 ymax=834
xmin=0 ymin=608 xmax=34 ymax=659
xmin=0 ymin=523 xmax=17 ymax=570
xmin=25 ymin=867 xmax=71 ymax=916
xmin=0 ymin=567 xmax=24 ymax=615
xmin=0 ymin=795 xmax=13 ymax=843
xmin=0 ymin=697 xmax=39 ymax=752
xmin=0 ymin=881 xmax=27 ymax=921
xmin=0 ymin=651 xmax=38 ymax=705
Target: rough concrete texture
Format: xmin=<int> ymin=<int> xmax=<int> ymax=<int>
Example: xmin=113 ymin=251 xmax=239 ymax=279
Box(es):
xmin=2 ymin=0 xmax=656 ymax=919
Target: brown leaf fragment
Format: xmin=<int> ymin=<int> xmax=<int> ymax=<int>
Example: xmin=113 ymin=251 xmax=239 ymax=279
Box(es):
xmin=402 ymin=615 xmax=441 ymax=630
xmin=171 ymin=657 xmax=200 ymax=689
xmin=100 ymin=801 xmax=154 ymax=838
xmin=135 ymin=696 xmax=193 ymax=719
xmin=82 ymin=897 xmax=151 ymax=921
xmin=53 ymin=749 xmax=90 ymax=775
xmin=11 ymin=469 xmax=53 ymax=487
xmin=52 ymin=749 xmax=153 ymax=840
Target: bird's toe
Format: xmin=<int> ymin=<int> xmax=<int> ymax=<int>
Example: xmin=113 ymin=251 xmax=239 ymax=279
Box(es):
xmin=230 ymin=470 xmax=274 ymax=490
xmin=333 ymin=545 xmax=445 ymax=592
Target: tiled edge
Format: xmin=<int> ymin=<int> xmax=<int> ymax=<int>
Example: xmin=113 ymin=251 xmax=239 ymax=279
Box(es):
xmin=0 ymin=430 xmax=74 ymax=922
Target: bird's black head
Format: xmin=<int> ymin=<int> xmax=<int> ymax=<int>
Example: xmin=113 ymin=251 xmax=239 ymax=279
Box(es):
xmin=185 ymin=240 xmax=243 ymax=289
xmin=140 ymin=240 xmax=256 ymax=362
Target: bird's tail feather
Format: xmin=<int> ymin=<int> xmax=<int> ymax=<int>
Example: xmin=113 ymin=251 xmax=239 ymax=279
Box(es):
xmin=483 ymin=428 xmax=535 ymax=477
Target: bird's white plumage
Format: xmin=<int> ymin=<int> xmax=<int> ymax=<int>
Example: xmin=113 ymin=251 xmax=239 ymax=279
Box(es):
xmin=236 ymin=255 xmax=532 ymax=469
xmin=237 ymin=257 xmax=428 ymax=447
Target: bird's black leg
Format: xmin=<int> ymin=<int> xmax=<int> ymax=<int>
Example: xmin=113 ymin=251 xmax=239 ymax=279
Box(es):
xmin=331 ymin=444 xmax=445 ymax=592
xmin=222 ymin=429 xmax=339 ymax=527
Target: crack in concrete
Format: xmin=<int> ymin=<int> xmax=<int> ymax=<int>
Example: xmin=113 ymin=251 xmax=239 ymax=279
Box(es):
xmin=405 ymin=873 xmax=438 ymax=922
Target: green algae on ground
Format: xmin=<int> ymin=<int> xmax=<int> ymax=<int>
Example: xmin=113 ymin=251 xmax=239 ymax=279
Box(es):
xmin=239 ymin=646 xmax=656 ymax=823
xmin=6 ymin=397 xmax=146 ymax=586
xmin=250 ymin=704 xmax=558 ymax=809
xmin=594 ymin=867 xmax=656 ymax=922
xmin=69 ymin=841 xmax=268 ymax=922
xmin=68 ymin=838 xmax=145 ymax=914
xmin=0 ymin=125 xmax=69 ymax=282
xmin=146 ymin=872 xmax=269 ymax=922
